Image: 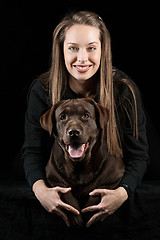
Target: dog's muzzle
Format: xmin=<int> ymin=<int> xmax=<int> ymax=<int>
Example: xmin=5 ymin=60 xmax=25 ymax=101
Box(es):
xmin=66 ymin=142 xmax=89 ymax=159
xmin=64 ymin=127 xmax=90 ymax=160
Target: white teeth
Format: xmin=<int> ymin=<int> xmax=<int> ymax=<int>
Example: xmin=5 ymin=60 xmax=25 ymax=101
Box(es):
xmin=76 ymin=66 xmax=89 ymax=70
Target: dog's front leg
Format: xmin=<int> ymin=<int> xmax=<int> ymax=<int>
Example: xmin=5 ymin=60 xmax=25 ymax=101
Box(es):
xmin=61 ymin=191 xmax=83 ymax=227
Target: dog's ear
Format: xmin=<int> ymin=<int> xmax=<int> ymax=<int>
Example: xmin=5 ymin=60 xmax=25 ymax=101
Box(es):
xmin=84 ymin=98 xmax=109 ymax=129
xmin=40 ymin=107 xmax=56 ymax=136
xmin=97 ymin=104 xmax=109 ymax=128
xmin=40 ymin=101 xmax=64 ymax=136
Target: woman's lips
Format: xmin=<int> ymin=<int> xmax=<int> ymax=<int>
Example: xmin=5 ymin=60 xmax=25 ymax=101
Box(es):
xmin=73 ymin=65 xmax=92 ymax=73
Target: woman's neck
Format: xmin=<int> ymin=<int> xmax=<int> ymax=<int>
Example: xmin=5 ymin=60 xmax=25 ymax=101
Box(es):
xmin=69 ymin=74 xmax=98 ymax=98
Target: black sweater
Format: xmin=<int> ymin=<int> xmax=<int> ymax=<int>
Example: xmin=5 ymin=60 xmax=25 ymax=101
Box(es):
xmin=22 ymin=69 xmax=150 ymax=196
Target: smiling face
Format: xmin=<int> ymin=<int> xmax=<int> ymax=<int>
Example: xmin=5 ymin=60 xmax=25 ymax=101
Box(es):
xmin=55 ymin=99 xmax=99 ymax=162
xmin=63 ymin=24 xmax=101 ymax=82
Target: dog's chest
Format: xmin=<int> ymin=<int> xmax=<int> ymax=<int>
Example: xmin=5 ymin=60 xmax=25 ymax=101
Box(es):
xmin=70 ymin=182 xmax=93 ymax=202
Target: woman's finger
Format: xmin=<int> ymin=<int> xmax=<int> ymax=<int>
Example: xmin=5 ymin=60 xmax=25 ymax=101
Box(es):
xmin=89 ymin=189 xmax=107 ymax=197
xmin=82 ymin=204 xmax=100 ymax=213
xmin=55 ymin=186 xmax=71 ymax=194
xmin=55 ymin=208 xmax=70 ymax=227
xmin=86 ymin=211 xmax=106 ymax=228
xmin=58 ymin=200 xmax=80 ymax=215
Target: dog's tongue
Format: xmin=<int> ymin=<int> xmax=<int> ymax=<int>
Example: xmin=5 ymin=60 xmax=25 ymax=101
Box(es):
xmin=68 ymin=144 xmax=85 ymax=158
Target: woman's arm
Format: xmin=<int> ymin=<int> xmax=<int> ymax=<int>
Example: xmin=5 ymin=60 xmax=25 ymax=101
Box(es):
xmin=118 ymin=80 xmax=150 ymax=196
xmin=22 ymin=80 xmax=51 ymax=186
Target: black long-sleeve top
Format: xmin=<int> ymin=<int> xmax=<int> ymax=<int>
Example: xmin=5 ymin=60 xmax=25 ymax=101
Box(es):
xmin=22 ymin=69 xmax=150 ymax=196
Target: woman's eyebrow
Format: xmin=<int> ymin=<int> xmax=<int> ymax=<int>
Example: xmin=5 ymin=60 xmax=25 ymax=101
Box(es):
xmin=66 ymin=41 xmax=99 ymax=45
xmin=67 ymin=42 xmax=78 ymax=45
xmin=88 ymin=41 xmax=99 ymax=45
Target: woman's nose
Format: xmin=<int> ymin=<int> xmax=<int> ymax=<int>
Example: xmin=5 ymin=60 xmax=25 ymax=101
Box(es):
xmin=77 ymin=48 xmax=88 ymax=63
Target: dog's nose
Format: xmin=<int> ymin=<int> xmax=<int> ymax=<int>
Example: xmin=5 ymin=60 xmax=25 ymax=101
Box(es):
xmin=68 ymin=129 xmax=81 ymax=137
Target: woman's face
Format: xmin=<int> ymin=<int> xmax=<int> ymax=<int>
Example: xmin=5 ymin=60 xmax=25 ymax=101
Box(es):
xmin=63 ymin=24 xmax=101 ymax=81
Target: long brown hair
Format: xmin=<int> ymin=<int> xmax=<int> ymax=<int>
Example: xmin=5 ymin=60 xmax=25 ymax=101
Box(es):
xmin=42 ymin=11 xmax=138 ymax=158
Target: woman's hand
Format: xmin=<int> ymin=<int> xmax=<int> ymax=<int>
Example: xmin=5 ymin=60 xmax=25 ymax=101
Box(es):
xmin=32 ymin=180 xmax=80 ymax=227
xmin=82 ymin=187 xmax=128 ymax=227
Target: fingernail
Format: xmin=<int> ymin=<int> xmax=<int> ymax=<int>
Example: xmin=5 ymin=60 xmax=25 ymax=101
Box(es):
xmin=86 ymin=222 xmax=90 ymax=228
xmin=67 ymin=222 xmax=70 ymax=227
xmin=89 ymin=192 xmax=93 ymax=196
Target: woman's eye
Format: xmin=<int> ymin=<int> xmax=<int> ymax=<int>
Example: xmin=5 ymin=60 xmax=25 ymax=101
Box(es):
xmin=88 ymin=47 xmax=96 ymax=51
xmin=60 ymin=115 xmax=67 ymax=121
xmin=82 ymin=113 xmax=90 ymax=120
xmin=69 ymin=47 xmax=78 ymax=51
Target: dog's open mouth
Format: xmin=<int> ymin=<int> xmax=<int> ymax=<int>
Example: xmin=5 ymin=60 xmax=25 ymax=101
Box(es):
xmin=66 ymin=142 xmax=89 ymax=160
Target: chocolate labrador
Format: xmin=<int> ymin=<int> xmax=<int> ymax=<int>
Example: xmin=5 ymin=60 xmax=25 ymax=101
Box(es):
xmin=40 ymin=98 xmax=125 ymax=227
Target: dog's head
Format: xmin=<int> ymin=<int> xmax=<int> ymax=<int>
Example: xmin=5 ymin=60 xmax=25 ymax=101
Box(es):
xmin=40 ymin=98 xmax=109 ymax=162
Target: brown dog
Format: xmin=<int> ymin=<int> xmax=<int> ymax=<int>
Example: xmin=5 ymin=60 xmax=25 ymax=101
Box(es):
xmin=40 ymin=98 xmax=125 ymax=227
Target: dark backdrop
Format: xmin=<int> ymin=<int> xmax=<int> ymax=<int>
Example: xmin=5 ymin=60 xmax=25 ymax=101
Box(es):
xmin=2 ymin=3 xmax=160 ymax=173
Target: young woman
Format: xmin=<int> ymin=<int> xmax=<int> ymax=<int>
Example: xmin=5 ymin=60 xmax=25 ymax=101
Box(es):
xmin=23 ymin=11 xmax=150 ymax=227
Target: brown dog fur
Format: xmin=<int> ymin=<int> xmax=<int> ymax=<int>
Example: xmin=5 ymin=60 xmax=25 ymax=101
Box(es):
xmin=40 ymin=98 xmax=125 ymax=227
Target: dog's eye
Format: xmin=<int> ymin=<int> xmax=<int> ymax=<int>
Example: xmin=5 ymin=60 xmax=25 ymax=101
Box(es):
xmin=82 ymin=113 xmax=90 ymax=120
xmin=60 ymin=115 xmax=67 ymax=121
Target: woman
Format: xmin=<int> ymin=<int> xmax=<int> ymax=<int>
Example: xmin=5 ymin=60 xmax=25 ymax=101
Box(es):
xmin=23 ymin=11 xmax=150 ymax=227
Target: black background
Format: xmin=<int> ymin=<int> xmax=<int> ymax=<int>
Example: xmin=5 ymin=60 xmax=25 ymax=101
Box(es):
xmin=2 ymin=3 xmax=160 ymax=171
